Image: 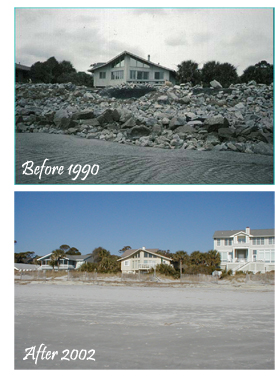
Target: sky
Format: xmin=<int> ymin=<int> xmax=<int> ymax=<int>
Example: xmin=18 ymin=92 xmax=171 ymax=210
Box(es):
xmin=14 ymin=191 xmax=274 ymax=257
xmin=15 ymin=8 xmax=273 ymax=75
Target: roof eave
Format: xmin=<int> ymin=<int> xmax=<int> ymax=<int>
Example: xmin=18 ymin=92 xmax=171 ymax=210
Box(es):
xmin=90 ymin=51 xmax=175 ymax=73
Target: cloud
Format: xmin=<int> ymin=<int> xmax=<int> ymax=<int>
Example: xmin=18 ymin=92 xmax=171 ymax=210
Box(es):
xmin=131 ymin=8 xmax=167 ymax=16
xmin=165 ymin=35 xmax=189 ymax=47
xmin=192 ymin=32 xmax=213 ymax=45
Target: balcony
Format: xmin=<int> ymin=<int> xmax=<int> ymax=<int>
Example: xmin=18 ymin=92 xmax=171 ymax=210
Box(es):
xmin=39 ymin=264 xmax=75 ymax=270
xmin=138 ymin=263 xmax=157 ymax=270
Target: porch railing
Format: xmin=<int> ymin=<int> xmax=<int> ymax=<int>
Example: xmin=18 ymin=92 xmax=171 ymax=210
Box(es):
xmin=138 ymin=263 xmax=157 ymax=270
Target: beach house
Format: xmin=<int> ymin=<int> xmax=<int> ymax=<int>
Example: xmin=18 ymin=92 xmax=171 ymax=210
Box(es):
xmin=117 ymin=247 xmax=173 ymax=273
xmin=88 ymin=51 xmax=176 ymax=87
xmin=213 ymin=227 xmax=275 ymax=274
xmin=37 ymin=253 xmax=93 ymax=270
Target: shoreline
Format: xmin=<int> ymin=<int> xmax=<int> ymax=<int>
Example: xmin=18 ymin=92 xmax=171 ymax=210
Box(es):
xmin=15 ymin=282 xmax=274 ymax=369
xmin=14 ymin=277 xmax=274 ymax=291
xmin=16 ymin=133 xmax=273 ymax=184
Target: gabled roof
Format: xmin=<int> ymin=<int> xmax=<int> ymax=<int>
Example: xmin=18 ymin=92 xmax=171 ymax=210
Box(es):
xmin=213 ymin=229 xmax=274 ymax=238
xmin=88 ymin=51 xmax=175 ymax=73
xmin=118 ymin=248 xmax=172 ymax=261
xmin=37 ymin=253 xmax=93 ymax=261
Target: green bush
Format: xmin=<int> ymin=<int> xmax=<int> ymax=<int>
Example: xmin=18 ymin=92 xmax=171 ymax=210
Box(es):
xmin=155 ymin=263 xmax=180 ymax=279
xmin=79 ymin=262 xmax=98 ymax=272
xmin=221 ymin=269 xmax=233 ymax=278
xmin=183 ymin=265 xmax=214 ymax=275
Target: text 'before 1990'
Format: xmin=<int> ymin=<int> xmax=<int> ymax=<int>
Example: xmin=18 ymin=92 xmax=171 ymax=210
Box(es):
xmin=21 ymin=159 xmax=99 ymax=181
xmin=23 ymin=344 xmax=96 ymax=364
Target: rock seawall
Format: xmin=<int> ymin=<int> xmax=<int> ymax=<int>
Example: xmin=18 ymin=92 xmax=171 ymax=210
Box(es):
xmin=16 ymin=81 xmax=273 ymax=155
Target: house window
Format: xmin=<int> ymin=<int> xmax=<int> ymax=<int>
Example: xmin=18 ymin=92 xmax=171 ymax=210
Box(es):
xmin=217 ymin=239 xmax=221 ymax=246
xmin=137 ymin=71 xmax=149 ymax=80
xmin=257 ymin=250 xmax=274 ymax=262
xmin=99 ymin=72 xmax=106 ymax=79
xmin=111 ymin=70 xmax=124 ymax=80
xmin=220 ymin=252 xmax=228 ymax=262
xmin=124 ymin=260 xmax=130 ymax=266
xmin=130 ymin=58 xmax=150 ymax=69
xmin=155 ymin=72 xmax=164 ymax=80
xmin=238 ymin=236 xmax=246 ymax=243
xmin=268 ymin=237 xmax=274 ymax=244
xmin=224 ymin=238 xmax=232 ymax=246
xmin=130 ymin=70 xmax=136 ymax=79
xmin=252 ymin=237 xmax=264 ymax=245
xmin=111 ymin=57 xmax=125 ymax=68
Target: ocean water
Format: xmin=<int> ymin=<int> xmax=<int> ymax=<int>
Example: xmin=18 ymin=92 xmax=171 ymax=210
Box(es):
xmin=16 ymin=133 xmax=273 ymax=184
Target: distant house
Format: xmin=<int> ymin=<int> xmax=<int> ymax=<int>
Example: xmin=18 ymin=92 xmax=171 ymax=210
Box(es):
xmin=15 ymin=63 xmax=31 ymax=82
xmin=37 ymin=253 xmax=93 ymax=270
xmin=213 ymin=227 xmax=275 ymax=274
xmin=88 ymin=51 xmax=176 ymax=87
xmin=117 ymin=247 xmax=172 ymax=273
xmin=14 ymin=263 xmax=40 ymax=271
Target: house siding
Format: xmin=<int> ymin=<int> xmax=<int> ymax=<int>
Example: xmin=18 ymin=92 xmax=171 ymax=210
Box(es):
xmin=213 ymin=229 xmax=275 ymax=273
xmin=93 ymin=53 xmax=175 ymax=87
xmin=119 ymin=249 xmax=171 ymax=273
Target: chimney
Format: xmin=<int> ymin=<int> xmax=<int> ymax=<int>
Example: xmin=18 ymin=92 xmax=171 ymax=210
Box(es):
xmin=142 ymin=246 xmax=146 ymax=250
xmin=246 ymin=227 xmax=250 ymax=235
xmin=148 ymin=55 xmax=150 ymax=62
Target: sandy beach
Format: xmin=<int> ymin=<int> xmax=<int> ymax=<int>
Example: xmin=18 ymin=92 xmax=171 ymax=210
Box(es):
xmin=14 ymin=280 xmax=274 ymax=369
xmin=16 ymin=133 xmax=273 ymax=184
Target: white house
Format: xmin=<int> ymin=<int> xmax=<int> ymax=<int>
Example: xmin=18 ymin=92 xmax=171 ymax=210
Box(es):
xmin=117 ymin=247 xmax=172 ymax=273
xmin=14 ymin=263 xmax=40 ymax=272
xmin=37 ymin=253 xmax=93 ymax=270
xmin=213 ymin=227 xmax=275 ymax=274
xmin=88 ymin=51 xmax=176 ymax=87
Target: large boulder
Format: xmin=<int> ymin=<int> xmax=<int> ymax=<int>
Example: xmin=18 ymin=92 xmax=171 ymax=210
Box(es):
xmin=53 ymin=109 xmax=77 ymax=129
xmin=218 ymin=128 xmax=236 ymax=139
xmin=121 ymin=117 xmax=136 ymax=129
xmin=53 ymin=108 xmax=70 ymax=128
xmin=210 ymin=80 xmax=222 ymax=88
xmin=204 ymin=116 xmax=229 ymax=133
xmin=72 ymin=109 xmax=95 ymax=120
xmin=97 ymin=109 xmax=120 ymax=124
xmin=128 ymin=125 xmax=151 ymax=139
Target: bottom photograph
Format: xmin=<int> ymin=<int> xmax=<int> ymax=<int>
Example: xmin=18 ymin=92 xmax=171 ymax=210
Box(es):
xmin=14 ymin=191 xmax=274 ymax=370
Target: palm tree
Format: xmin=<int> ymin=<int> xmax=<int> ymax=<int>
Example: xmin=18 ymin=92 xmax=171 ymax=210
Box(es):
xmin=190 ymin=251 xmax=204 ymax=266
xmin=172 ymin=251 xmax=190 ymax=264
xmin=51 ymin=249 xmax=66 ymax=270
xmin=205 ymin=250 xmax=221 ymax=268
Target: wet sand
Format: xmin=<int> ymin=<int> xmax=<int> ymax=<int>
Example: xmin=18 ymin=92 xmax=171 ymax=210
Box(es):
xmin=16 ymin=133 xmax=273 ymax=184
xmin=15 ymin=282 xmax=274 ymax=369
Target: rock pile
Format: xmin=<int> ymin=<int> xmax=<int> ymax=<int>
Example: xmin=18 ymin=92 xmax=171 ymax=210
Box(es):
xmin=16 ymin=80 xmax=273 ymax=155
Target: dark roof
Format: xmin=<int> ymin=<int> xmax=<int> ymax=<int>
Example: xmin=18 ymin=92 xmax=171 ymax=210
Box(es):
xmin=15 ymin=63 xmax=31 ymax=71
xmin=88 ymin=51 xmax=175 ymax=73
xmin=64 ymin=254 xmax=93 ymax=261
xmin=213 ymin=229 xmax=274 ymax=238
xmin=37 ymin=253 xmax=93 ymax=261
xmin=118 ymin=248 xmax=172 ymax=261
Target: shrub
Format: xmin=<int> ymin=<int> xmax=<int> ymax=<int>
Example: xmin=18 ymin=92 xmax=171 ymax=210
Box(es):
xmin=221 ymin=269 xmax=233 ymax=278
xmin=155 ymin=263 xmax=180 ymax=279
xmin=79 ymin=262 xmax=98 ymax=272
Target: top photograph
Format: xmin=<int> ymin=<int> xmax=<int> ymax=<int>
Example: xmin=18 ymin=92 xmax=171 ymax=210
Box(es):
xmin=15 ymin=8 xmax=274 ymax=184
